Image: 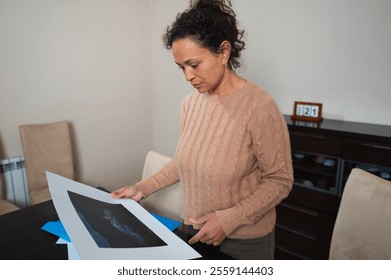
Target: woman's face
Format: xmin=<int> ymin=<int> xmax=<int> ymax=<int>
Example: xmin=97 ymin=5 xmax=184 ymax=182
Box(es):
xmin=172 ymin=38 xmax=228 ymax=94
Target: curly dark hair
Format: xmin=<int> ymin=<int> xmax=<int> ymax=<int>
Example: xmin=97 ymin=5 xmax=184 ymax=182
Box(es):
xmin=162 ymin=0 xmax=245 ymax=70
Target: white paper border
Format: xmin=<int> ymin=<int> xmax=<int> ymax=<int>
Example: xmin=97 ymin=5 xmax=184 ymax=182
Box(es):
xmin=46 ymin=171 xmax=201 ymax=260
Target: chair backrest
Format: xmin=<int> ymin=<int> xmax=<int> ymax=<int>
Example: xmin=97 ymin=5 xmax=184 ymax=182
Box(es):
xmin=139 ymin=151 xmax=184 ymax=221
xmin=329 ymin=168 xmax=391 ymax=259
xmin=19 ymin=121 xmax=75 ymax=201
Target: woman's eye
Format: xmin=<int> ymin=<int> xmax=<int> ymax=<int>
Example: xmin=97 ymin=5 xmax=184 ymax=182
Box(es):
xmin=177 ymin=64 xmax=197 ymax=71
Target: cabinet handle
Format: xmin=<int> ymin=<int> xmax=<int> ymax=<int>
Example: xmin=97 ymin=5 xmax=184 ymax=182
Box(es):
xmin=280 ymin=201 xmax=319 ymax=217
xmin=289 ymin=131 xmax=325 ymax=140
xmin=361 ymin=143 xmax=391 ymax=151
xmin=276 ymin=223 xmax=316 ymax=240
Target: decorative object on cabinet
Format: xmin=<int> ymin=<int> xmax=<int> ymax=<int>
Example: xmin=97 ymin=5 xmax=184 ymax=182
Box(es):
xmin=291 ymin=101 xmax=323 ymax=123
xmin=329 ymin=168 xmax=391 ymax=260
xmin=275 ymin=115 xmax=391 ymax=260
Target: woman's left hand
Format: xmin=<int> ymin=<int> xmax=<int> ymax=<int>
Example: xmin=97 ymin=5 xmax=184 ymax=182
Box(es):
xmin=188 ymin=213 xmax=226 ymax=246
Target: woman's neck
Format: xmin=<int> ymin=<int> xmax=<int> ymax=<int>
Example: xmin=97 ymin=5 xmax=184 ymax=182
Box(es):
xmin=209 ymin=70 xmax=245 ymax=97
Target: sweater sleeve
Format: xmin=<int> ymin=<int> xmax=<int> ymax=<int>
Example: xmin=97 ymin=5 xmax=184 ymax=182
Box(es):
xmin=216 ymin=96 xmax=293 ymax=236
xmin=135 ymin=158 xmax=180 ymax=198
xmin=136 ymin=94 xmax=192 ymax=198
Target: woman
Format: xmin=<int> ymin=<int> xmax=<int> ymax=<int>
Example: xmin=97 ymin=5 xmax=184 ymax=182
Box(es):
xmin=112 ymin=0 xmax=293 ymax=260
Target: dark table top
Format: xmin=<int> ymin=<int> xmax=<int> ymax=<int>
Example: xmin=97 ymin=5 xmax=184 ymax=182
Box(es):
xmin=0 ymin=200 xmax=231 ymax=260
xmin=0 ymin=200 xmax=67 ymax=260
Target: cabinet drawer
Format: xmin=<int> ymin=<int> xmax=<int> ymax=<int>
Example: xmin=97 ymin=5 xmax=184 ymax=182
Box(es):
xmin=275 ymin=201 xmax=335 ymax=260
xmin=342 ymin=138 xmax=391 ymax=167
xmin=277 ymin=201 xmax=335 ymax=238
xmin=285 ymin=184 xmax=339 ymax=214
xmin=275 ymin=247 xmax=302 ymax=260
xmin=289 ymin=130 xmax=341 ymax=156
xmin=275 ymin=226 xmax=330 ymax=259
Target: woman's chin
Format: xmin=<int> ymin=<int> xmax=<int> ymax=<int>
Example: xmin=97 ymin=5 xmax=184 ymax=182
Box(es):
xmin=197 ymin=88 xmax=208 ymax=94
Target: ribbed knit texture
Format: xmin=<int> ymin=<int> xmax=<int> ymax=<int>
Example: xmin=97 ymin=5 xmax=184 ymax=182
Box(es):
xmin=137 ymin=81 xmax=293 ymax=239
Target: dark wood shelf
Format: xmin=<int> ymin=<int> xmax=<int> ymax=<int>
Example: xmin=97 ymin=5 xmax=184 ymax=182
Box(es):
xmin=275 ymin=115 xmax=391 ymax=260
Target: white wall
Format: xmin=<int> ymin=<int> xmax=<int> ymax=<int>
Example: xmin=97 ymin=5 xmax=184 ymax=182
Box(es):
xmin=1 ymin=0 xmax=390 ymax=190
xmin=0 ymin=0 xmax=153 ymax=189
xmin=151 ymin=0 xmax=391 ymax=156
xmin=236 ymin=0 xmax=391 ymax=123
xmin=150 ymin=0 xmax=192 ymax=157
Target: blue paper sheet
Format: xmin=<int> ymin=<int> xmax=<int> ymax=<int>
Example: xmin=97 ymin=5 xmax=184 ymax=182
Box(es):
xmin=42 ymin=213 xmax=181 ymax=241
xmin=42 ymin=220 xmax=71 ymax=242
xmin=151 ymin=213 xmax=181 ymax=231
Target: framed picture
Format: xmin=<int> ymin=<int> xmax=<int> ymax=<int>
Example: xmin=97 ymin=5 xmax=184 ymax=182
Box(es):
xmin=291 ymin=101 xmax=323 ymax=122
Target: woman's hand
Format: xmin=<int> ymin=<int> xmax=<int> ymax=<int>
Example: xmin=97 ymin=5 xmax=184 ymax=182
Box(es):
xmin=111 ymin=184 xmax=143 ymax=202
xmin=188 ymin=213 xmax=227 ymax=246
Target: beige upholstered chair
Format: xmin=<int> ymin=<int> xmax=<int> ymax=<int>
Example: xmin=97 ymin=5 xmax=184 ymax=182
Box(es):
xmin=19 ymin=121 xmax=75 ymax=205
xmin=0 ymin=179 xmax=20 ymax=215
xmin=329 ymin=168 xmax=391 ymax=259
xmin=139 ymin=151 xmax=184 ymax=221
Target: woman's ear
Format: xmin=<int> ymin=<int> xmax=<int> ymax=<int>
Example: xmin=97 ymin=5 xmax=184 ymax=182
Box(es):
xmin=219 ymin=40 xmax=231 ymax=66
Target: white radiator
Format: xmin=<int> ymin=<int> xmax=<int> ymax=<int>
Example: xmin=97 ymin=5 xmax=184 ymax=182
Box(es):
xmin=0 ymin=156 xmax=30 ymax=208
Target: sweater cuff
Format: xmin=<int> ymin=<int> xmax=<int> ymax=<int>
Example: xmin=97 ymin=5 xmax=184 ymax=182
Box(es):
xmin=216 ymin=206 xmax=248 ymax=237
xmin=135 ymin=176 xmax=160 ymax=198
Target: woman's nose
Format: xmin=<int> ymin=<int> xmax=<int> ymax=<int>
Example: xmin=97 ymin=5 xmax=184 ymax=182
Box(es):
xmin=184 ymin=68 xmax=195 ymax=81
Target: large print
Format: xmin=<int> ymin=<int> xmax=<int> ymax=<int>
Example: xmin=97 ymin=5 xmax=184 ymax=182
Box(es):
xmin=68 ymin=191 xmax=167 ymax=248
xmin=46 ymin=172 xmax=200 ymax=260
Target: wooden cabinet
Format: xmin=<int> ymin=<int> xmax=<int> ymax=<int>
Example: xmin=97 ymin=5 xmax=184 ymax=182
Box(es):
xmin=275 ymin=116 xmax=391 ymax=260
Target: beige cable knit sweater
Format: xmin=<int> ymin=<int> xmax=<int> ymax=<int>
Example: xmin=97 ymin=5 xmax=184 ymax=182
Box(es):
xmin=137 ymin=81 xmax=293 ymax=239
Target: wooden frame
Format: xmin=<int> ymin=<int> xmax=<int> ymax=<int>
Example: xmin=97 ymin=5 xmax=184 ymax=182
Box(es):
xmin=291 ymin=101 xmax=323 ymax=122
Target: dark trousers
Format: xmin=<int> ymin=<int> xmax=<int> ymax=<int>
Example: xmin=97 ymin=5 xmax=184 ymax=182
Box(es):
xmin=220 ymin=228 xmax=275 ymax=260
xmin=186 ymin=226 xmax=275 ymax=260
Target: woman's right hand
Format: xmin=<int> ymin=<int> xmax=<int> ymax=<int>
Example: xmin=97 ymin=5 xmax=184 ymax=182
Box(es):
xmin=111 ymin=184 xmax=144 ymax=202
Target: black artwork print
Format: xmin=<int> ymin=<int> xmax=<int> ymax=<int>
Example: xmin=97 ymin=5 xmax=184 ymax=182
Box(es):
xmin=67 ymin=191 xmax=167 ymax=248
